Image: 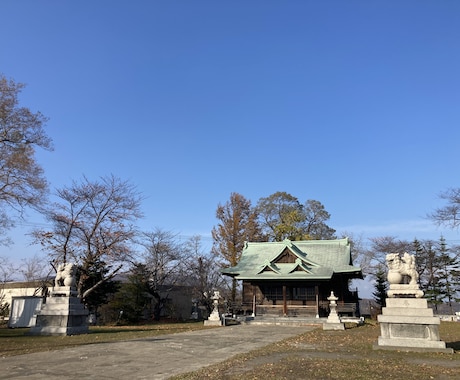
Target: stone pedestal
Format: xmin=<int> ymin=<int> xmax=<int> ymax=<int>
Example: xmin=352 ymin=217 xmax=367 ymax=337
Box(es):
xmin=376 ymin=291 xmax=452 ymax=353
xmin=387 ymin=284 xmax=424 ymax=298
xmin=374 ymin=252 xmax=452 ymax=353
xmin=323 ymin=291 xmax=345 ymax=331
xmin=29 ymin=286 xmax=89 ymax=336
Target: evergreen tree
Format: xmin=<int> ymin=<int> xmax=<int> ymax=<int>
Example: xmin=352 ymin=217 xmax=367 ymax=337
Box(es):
xmin=417 ymin=236 xmax=460 ymax=313
xmin=372 ymin=267 xmax=388 ymax=307
xmin=80 ymin=259 xmax=120 ymax=321
xmin=412 ymin=238 xmax=426 ymax=277
xmin=436 ymin=236 xmax=460 ymax=314
xmin=422 ymin=242 xmax=444 ymax=312
xmin=108 ymin=264 xmax=152 ymax=324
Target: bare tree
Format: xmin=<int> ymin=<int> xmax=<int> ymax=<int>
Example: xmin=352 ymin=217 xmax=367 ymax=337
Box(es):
xmin=138 ymin=228 xmax=182 ymax=320
xmin=19 ymin=253 xmax=53 ymax=297
xmin=365 ymin=236 xmax=413 ymax=272
xmin=0 ymin=255 xmax=15 ymax=314
xmin=303 ymin=199 xmax=336 ymax=239
xmin=19 ymin=253 xmax=50 ymax=282
xmin=181 ymin=235 xmax=226 ymax=314
xmin=0 ymin=75 xmax=53 ymax=241
xmin=0 ymin=255 xmax=15 ymax=283
xmin=32 ymin=175 xmax=143 ymax=302
xmin=429 ymin=188 xmax=460 ymax=229
xmin=339 ymin=231 xmax=370 ymax=275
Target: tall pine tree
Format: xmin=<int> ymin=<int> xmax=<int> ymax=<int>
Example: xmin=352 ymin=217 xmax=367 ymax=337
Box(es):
xmin=436 ymin=236 xmax=460 ymax=314
xmin=372 ymin=266 xmax=388 ymax=307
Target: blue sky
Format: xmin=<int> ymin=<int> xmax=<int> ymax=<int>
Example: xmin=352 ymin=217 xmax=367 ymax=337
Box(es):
xmin=1 ymin=1 xmax=460 ymax=279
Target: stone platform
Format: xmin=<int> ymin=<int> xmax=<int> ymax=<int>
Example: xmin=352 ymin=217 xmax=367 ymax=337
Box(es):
xmin=29 ymin=286 xmax=88 ymax=336
xmin=375 ymin=297 xmax=452 ymax=353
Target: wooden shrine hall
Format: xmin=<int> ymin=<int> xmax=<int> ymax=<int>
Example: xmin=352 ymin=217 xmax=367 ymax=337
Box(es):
xmin=222 ymin=238 xmax=362 ymax=318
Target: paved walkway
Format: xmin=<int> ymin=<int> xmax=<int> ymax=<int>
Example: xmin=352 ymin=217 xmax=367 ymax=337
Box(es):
xmin=2 ymin=324 xmax=314 ymax=380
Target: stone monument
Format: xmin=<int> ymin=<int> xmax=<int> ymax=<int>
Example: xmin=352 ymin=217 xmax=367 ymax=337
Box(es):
xmin=375 ymin=252 xmax=452 ymax=353
xmin=204 ymin=291 xmax=222 ymax=326
xmin=323 ymin=291 xmax=345 ymax=330
xmin=29 ymin=263 xmax=89 ymax=336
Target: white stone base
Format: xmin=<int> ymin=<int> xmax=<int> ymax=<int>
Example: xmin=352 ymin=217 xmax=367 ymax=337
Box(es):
xmin=387 ymin=284 xmax=424 ymax=298
xmin=29 ymin=290 xmax=88 ymax=336
xmin=204 ymin=319 xmax=222 ymax=326
xmin=323 ymin=322 xmax=345 ymax=330
xmin=50 ymin=286 xmax=78 ymax=297
xmin=375 ymin=296 xmax=452 ymax=353
xmin=204 ymin=310 xmax=222 ymax=326
xmin=377 ymin=336 xmax=448 ymax=350
xmin=326 ymin=314 xmax=341 ymax=324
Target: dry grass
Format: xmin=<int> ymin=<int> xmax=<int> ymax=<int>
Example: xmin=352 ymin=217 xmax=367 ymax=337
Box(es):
xmin=2 ymin=320 xmax=460 ymax=379
xmin=172 ymin=321 xmax=460 ymax=380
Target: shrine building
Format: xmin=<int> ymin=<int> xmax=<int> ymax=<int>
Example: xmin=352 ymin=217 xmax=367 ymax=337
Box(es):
xmin=222 ymin=238 xmax=362 ymax=318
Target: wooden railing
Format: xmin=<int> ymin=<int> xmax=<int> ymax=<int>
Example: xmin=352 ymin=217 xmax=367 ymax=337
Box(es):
xmin=228 ymin=301 xmax=358 ymax=317
xmin=336 ymin=303 xmax=357 ymax=316
xmin=256 ymin=304 xmax=318 ymax=317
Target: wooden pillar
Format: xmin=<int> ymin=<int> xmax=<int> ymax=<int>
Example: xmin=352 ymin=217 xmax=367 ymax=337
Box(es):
xmin=252 ymin=285 xmax=256 ymax=317
xmin=340 ymin=274 xmax=345 ymax=302
xmin=315 ymin=285 xmax=319 ymax=318
xmin=282 ymin=285 xmax=287 ymax=316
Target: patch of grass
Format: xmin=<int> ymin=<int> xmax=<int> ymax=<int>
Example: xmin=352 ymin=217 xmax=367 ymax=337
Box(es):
xmin=0 ymin=321 xmax=213 ymax=357
xmin=172 ymin=321 xmax=460 ymax=380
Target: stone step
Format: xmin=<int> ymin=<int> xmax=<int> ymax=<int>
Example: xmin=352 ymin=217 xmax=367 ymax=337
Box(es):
xmin=378 ymin=315 xmax=440 ymax=324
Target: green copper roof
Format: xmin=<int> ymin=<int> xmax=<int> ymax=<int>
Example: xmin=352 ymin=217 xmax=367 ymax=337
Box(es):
xmin=222 ymin=238 xmax=362 ymax=280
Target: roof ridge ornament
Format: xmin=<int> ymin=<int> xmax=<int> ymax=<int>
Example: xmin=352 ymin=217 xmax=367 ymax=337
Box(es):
xmin=283 ymin=238 xmax=292 ymax=247
xmin=262 ymin=259 xmax=272 ymax=267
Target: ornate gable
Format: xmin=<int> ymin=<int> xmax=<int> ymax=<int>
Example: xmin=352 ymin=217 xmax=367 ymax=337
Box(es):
xmin=257 ymin=260 xmax=280 ymax=274
xmin=273 ymin=247 xmax=298 ymax=264
xmin=289 ymin=258 xmax=312 ymax=274
xmin=260 ymin=266 xmax=276 ymax=273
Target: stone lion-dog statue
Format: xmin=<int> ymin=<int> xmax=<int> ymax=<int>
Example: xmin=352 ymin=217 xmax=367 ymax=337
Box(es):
xmin=55 ymin=263 xmax=77 ymax=288
xmin=385 ymin=252 xmax=419 ymax=285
